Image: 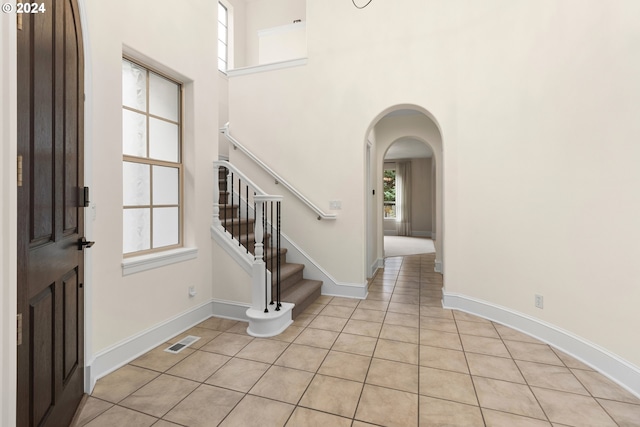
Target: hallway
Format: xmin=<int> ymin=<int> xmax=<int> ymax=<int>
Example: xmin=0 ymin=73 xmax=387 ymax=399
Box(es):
xmin=72 ymin=254 xmax=640 ymax=426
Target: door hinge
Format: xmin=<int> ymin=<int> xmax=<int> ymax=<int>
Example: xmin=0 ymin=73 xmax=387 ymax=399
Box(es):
xmin=17 ymin=313 xmax=23 ymax=346
xmin=17 ymin=155 xmax=23 ymax=187
xmin=80 ymin=186 xmax=90 ymax=207
xmin=17 ymin=1 xmax=22 ymax=30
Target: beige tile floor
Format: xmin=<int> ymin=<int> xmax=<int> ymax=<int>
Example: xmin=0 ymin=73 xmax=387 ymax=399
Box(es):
xmin=72 ymin=254 xmax=640 ymax=427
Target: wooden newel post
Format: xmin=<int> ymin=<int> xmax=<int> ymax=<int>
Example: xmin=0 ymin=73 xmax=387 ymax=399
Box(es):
xmin=252 ymin=196 xmax=268 ymax=312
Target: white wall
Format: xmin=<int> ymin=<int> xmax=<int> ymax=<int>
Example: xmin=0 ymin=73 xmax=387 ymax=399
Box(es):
xmin=243 ymin=0 xmax=306 ymax=67
xmin=227 ymin=0 xmax=640 ymax=389
xmin=366 ymin=135 xmax=378 ymax=277
xmin=219 ymin=73 xmax=230 ymax=159
xmin=449 ymin=0 xmax=640 ymax=368
xmin=223 ymin=0 xmax=247 ymax=69
xmin=219 ymin=0 xmax=248 ymax=160
xmin=83 ymin=0 xmax=218 ymax=357
xmin=212 ymin=241 xmax=252 ymax=303
xmin=0 ymin=8 xmax=17 ymax=426
xmin=258 ymin=22 xmax=306 ymax=65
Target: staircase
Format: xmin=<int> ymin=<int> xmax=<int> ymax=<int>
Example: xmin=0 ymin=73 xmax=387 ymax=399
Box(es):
xmin=218 ymin=166 xmax=322 ymax=319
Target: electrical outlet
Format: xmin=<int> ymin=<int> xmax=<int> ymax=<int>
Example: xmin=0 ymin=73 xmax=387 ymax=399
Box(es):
xmin=329 ymin=200 xmax=342 ymax=210
xmin=535 ymin=294 xmax=544 ymax=309
xmin=188 ymin=286 xmax=197 ymax=297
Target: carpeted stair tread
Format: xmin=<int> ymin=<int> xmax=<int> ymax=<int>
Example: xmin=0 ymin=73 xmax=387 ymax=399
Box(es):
xmin=275 ymin=263 xmax=305 ymax=291
xmin=281 ymin=279 xmax=323 ymax=318
xmin=220 ymin=217 xmax=255 ymax=235
xmin=264 ymin=247 xmax=287 ymax=264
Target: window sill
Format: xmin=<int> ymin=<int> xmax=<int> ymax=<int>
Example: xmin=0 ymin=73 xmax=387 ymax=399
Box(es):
xmin=122 ymin=247 xmax=198 ymax=276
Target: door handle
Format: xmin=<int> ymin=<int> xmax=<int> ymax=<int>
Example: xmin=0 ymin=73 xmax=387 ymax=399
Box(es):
xmin=77 ymin=237 xmax=95 ymax=251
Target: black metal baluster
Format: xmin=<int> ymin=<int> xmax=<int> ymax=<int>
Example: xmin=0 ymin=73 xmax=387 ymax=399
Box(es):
xmin=230 ymin=172 xmax=234 ymax=241
xmin=246 ymin=185 xmax=249 ymax=253
xmin=269 ymin=201 xmax=274 ymax=306
xmin=263 ymin=202 xmax=269 ymax=313
xmin=223 ymin=167 xmax=228 ymax=231
xmin=276 ymin=200 xmax=282 ymax=310
xmin=239 ymin=179 xmax=244 ymax=247
xmin=238 ymin=178 xmax=243 ymax=248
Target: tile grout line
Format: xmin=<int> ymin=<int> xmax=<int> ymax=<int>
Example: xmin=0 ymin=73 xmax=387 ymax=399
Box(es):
xmin=447 ymin=280 xmax=489 ymax=427
xmin=350 ymin=261 xmax=395 ymax=425
xmin=164 ymin=322 xmax=256 ymax=426
xmin=492 ymin=317 xmax=553 ymax=425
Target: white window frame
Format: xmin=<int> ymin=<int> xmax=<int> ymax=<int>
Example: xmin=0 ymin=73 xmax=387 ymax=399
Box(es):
xmin=218 ymin=2 xmax=229 ymax=72
xmin=121 ymin=56 xmax=184 ymax=258
xmin=383 ymin=166 xmax=397 ymax=220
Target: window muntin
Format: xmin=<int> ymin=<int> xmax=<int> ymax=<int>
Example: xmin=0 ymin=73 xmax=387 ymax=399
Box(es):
xmin=218 ymin=2 xmax=228 ymax=72
xmin=122 ymin=58 xmax=183 ymax=256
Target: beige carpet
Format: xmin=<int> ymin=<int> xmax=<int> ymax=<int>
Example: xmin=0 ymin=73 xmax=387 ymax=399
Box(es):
xmin=384 ymin=236 xmax=436 ymax=257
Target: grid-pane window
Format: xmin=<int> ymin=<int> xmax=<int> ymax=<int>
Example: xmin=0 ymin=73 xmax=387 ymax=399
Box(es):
xmin=122 ymin=58 xmax=182 ymax=256
xmin=218 ymin=2 xmax=228 ymax=71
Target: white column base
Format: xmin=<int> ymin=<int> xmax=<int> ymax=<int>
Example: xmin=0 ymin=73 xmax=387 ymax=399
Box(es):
xmin=246 ymin=302 xmax=294 ymax=337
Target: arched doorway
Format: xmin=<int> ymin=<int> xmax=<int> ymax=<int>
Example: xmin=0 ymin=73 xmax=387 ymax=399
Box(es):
xmin=382 ymin=138 xmax=435 ymax=256
xmin=364 ymin=106 xmax=444 ymax=279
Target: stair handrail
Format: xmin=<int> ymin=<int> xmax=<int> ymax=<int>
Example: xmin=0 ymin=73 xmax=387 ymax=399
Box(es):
xmin=220 ymin=124 xmax=338 ymax=221
xmin=214 ymin=160 xmax=268 ymax=195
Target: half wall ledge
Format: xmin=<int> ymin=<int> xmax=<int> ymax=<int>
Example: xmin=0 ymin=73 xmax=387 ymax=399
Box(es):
xmin=226 ymin=58 xmax=307 ymax=78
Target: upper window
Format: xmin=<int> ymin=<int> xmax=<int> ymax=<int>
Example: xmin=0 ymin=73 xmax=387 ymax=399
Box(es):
xmin=383 ymin=168 xmax=396 ymax=219
xmin=122 ymin=58 xmax=183 ymax=256
xmin=218 ymin=2 xmax=228 ymax=72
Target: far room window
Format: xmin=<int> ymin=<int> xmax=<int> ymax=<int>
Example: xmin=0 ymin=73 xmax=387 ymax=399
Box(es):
xmin=122 ymin=57 xmax=183 ymax=256
xmin=218 ymin=2 xmax=228 ymax=72
xmin=383 ymin=168 xmax=396 ymax=219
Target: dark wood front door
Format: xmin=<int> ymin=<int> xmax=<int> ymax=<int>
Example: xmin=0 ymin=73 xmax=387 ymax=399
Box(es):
xmin=17 ymin=1 xmax=86 ymax=425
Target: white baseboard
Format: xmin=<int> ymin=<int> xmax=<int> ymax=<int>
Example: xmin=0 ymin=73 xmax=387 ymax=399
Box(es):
xmin=442 ymin=292 xmax=640 ymax=399
xmin=322 ymin=283 xmax=369 ymax=299
xmin=85 ymin=298 xmax=250 ymax=394
xmin=368 ymin=258 xmax=384 ymax=279
xmin=85 ymin=300 xmax=214 ymax=393
xmin=212 ymin=298 xmax=250 ymax=321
